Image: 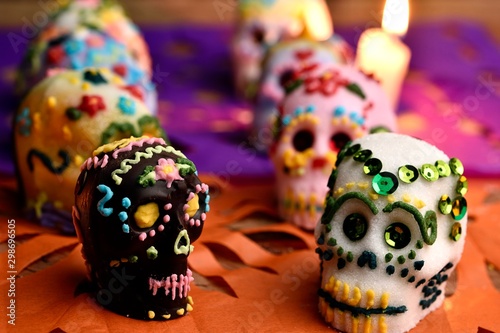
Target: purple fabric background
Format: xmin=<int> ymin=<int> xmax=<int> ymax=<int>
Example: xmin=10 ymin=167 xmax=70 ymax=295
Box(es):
xmin=1 ymin=21 xmax=500 ymax=181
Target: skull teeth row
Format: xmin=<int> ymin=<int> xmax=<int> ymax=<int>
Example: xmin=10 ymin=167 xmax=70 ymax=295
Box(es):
xmin=148 ymin=269 xmax=194 ymax=300
xmin=281 ymin=191 xmax=325 ymax=216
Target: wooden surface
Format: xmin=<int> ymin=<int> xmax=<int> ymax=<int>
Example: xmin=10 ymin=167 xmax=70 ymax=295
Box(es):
xmin=0 ymin=0 xmax=499 ymax=43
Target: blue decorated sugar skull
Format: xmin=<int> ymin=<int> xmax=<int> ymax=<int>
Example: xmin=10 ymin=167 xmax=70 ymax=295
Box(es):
xmin=315 ymin=133 xmax=468 ymax=333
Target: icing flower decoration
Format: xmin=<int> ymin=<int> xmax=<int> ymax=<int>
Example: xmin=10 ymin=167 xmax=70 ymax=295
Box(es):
xmin=16 ymin=107 xmax=32 ymax=136
xmin=117 ymin=96 xmax=136 ymax=115
xmin=154 ymin=158 xmax=183 ymax=188
xmin=78 ymin=95 xmax=106 ymax=117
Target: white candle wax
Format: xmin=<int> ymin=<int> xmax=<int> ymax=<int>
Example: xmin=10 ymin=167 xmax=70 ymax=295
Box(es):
xmin=355 ymin=28 xmax=411 ymax=108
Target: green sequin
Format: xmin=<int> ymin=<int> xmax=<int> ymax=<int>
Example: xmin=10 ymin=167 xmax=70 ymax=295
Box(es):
xmin=438 ymin=195 xmax=452 ymax=215
xmin=449 ymin=158 xmax=464 ymax=175
xmin=385 ymin=223 xmax=411 ymax=249
xmin=345 ymin=143 xmax=360 ymax=156
xmin=435 ymin=160 xmax=451 ymax=177
xmin=420 ymin=164 xmax=439 ymax=181
xmin=398 ymin=165 xmax=419 ymax=183
xmin=363 ymin=158 xmax=382 ymax=175
xmin=451 ymin=196 xmax=467 ymax=220
xmin=343 ymin=213 xmax=368 ymax=241
xmin=456 ymin=176 xmax=468 ymax=196
xmin=450 ymin=222 xmax=462 ymax=241
xmin=372 ymin=172 xmax=398 ymax=195
xmin=353 ymin=149 xmax=372 ymax=162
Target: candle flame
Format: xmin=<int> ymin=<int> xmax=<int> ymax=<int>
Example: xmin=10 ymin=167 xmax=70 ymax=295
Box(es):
xmin=382 ymin=0 xmax=409 ymax=36
xmin=302 ymin=0 xmax=333 ymax=41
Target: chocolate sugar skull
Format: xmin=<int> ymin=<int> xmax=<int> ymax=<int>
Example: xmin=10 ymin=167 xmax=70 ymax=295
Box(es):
xmin=231 ymin=0 xmax=332 ymax=98
xmin=73 ymin=137 xmax=210 ymax=320
xmin=315 ymin=133 xmax=468 ymax=333
xmin=13 ymin=68 xmax=164 ymax=233
xmin=269 ymin=66 xmax=397 ymax=230
xmin=252 ymin=37 xmax=353 ymax=150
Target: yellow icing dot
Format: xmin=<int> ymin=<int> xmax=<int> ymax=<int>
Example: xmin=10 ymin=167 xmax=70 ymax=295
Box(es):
xmin=387 ymin=194 xmax=396 ymax=203
xmin=176 ymin=308 xmax=185 ymax=316
xmin=47 ymin=96 xmax=57 ymax=109
xmin=357 ymin=182 xmax=369 ymax=190
xmin=346 ymin=182 xmax=355 ymax=189
xmin=69 ymin=76 xmax=79 ymax=85
xmin=73 ymin=155 xmax=84 ymax=167
xmin=380 ymin=292 xmax=389 ymax=309
xmin=148 ymin=310 xmax=155 ymax=319
xmin=32 ymin=112 xmax=41 ymax=132
xmin=334 ymin=187 xmax=344 ymax=196
xmin=162 ymin=314 xmax=171 ymax=319
xmin=186 ymin=194 xmax=199 ymax=217
xmin=186 ymin=304 xmax=193 ymax=312
xmin=112 ymin=76 xmax=124 ymax=85
xmin=366 ymin=289 xmax=375 ymax=309
xmin=54 ymin=201 xmax=63 ymax=209
xmin=415 ymin=199 xmax=426 ymax=209
xmin=348 ymin=287 xmax=362 ymax=306
xmin=403 ymin=194 xmax=412 ymax=203
xmin=187 ymin=296 xmax=194 ymax=305
xmin=369 ymin=192 xmax=379 ymax=201
xmin=134 ymin=202 xmax=159 ymax=229
xmin=63 ymin=125 xmax=72 ymax=141
xmin=82 ymin=82 xmax=91 ymax=91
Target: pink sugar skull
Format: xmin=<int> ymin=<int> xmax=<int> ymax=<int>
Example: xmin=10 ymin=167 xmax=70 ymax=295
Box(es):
xmin=269 ymin=65 xmax=397 ymax=230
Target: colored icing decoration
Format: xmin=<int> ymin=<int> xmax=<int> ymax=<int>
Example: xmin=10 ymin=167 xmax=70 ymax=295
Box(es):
xmin=83 ymin=69 xmax=108 ymax=84
xmin=154 ymin=158 xmax=183 ymax=188
xmin=27 ymin=149 xmax=70 ymax=175
xmin=16 ymin=107 xmax=32 ymax=136
xmin=96 ymin=184 xmax=114 ymax=217
xmin=134 ymin=202 xmax=159 ymax=228
xmin=118 ymin=96 xmax=136 ymax=115
xmin=185 ymin=194 xmax=200 ymax=218
xmin=147 ymin=246 xmax=158 ymax=260
xmin=78 ymin=95 xmax=106 ymax=117
xmin=174 ymin=230 xmax=191 ymax=255
xmin=65 ymin=107 xmax=82 ymax=120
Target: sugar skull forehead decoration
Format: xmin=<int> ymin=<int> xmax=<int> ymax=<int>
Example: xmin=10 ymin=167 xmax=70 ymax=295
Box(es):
xmin=315 ymin=133 xmax=468 ymax=333
xmin=74 ymin=137 xmax=209 ymax=320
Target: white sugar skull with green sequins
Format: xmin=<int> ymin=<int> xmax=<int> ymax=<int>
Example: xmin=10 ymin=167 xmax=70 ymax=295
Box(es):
xmin=315 ymin=133 xmax=468 ymax=333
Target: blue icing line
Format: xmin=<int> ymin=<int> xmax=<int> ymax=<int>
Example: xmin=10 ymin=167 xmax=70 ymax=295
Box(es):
xmin=293 ymin=107 xmax=303 ymax=117
xmin=122 ymin=224 xmax=130 ymax=233
xmin=306 ymin=105 xmax=315 ymax=113
xmin=118 ymin=211 xmax=128 ymax=222
xmin=122 ymin=197 xmax=131 ymax=209
xmin=97 ymin=184 xmax=114 ymax=217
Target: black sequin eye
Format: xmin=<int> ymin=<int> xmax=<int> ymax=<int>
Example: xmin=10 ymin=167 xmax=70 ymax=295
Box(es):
xmin=293 ymin=129 xmax=314 ymax=152
xmin=330 ymin=132 xmax=351 ymax=152
xmin=343 ymin=213 xmax=368 ymax=241
xmin=384 ymin=223 xmax=411 ymax=249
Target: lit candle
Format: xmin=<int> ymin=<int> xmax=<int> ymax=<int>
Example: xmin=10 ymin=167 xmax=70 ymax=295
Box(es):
xmin=355 ymin=0 xmax=411 ymax=108
xmin=302 ymin=0 xmax=333 ymax=41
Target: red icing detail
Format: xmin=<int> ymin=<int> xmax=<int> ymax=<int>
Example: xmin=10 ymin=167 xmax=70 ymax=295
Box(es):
xmin=312 ymin=157 xmax=328 ymax=169
xmin=78 ymin=95 xmax=106 ymax=117
xmin=295 ymin=49 xmax=313 ymax=60
xmin=122 ymin=85 xmax=144 ymax=101
xmin=47 ymin=46 xmax=65 ymax=65
xmin=304 ymin=70 xmax=349 ymax=96
xmin=113 ymin=63 xmax=128 ymax=77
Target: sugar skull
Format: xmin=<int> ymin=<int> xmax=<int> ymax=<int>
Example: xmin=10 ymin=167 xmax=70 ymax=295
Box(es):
xmin=16 ymin=26 xmax=156 ymax=113
xmin=252 ymin=37 xmax=353 ymax=150
xmin=13 ymin=68 xmax=165 ymax=233
xmin=73 ymin=137 xmax=210 ymax=320
xmin=231 ymin=0 xmax=332 ymax=99
xmin=315 ymin=133 xmax=468 ymax=333
xmin=269 ymin=66 xmax=397 ymax=230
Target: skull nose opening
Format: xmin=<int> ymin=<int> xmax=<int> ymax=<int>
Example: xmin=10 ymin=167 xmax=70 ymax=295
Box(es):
xmin=312 ymin=157 xmax=328 ymax=169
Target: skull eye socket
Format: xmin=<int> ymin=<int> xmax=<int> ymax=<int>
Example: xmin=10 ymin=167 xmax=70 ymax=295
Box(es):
xmin=384 ymin=223 xmax=411 ymax=249
xmin=292 ymin=129 xmax=314 ymax=152
xmin=343 ymin=213 xmax=368 ymax=241
xmin=330 ymin=132 xmax=351 ymax=152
